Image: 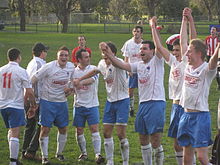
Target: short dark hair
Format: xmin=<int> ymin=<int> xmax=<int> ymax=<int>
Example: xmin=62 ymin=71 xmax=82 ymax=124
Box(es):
xmin=134 ymin=25 xmax=143 ymax=33
xmin=58 ymin=46 xmax=69 ymax=53
xmin=141 ymin=40 xmax=155 ymax=50
xmin=106 ymin=42 xmax=117 ymax=55
xmin=7 ymin=48 xmax=21 ymax=61
xmin=173 ymin=39 xmax=180 ymax=46
xmin=32 ymin=42 xmax=49 ymax=57
xmin=76 ymin=49 xmax=87 ymax=62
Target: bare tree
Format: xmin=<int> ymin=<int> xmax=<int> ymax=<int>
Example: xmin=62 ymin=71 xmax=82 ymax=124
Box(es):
xmin=43 ymin=0 xmax=78 ymax=33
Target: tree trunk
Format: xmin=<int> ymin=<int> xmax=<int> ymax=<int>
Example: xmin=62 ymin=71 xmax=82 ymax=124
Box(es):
xmin=18 ymin=0 xmax=26 ymax=31
xmin=207 ymin=8 xmax=212 ymax=21
xmin=61 ymin=14 xmax=69 ymax=33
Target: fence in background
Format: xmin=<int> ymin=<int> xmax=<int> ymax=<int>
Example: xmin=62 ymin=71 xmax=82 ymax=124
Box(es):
xmin=1 ymin=22 xmax=219 ymax=35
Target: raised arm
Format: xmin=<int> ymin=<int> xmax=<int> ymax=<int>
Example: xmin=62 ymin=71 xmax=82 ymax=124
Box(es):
xmin=99 ymin=42 xmax=132 ymax=72
xmin=180 ymin=8 xmax=189 ymax=56
xmin=187 ymin=9 xmax=197 ymax=40
xmin=150 ymin=16 xmax=170 ymax=62
xmin=209 ymin=43 xmax=220 ymax=70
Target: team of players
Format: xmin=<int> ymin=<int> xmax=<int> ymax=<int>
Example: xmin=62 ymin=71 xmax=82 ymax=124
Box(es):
xmin=0 ymin=7 xmax=220 ymax=165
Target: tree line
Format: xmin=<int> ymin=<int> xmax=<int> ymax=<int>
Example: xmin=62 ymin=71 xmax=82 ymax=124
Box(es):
xmin=5 ymin=0 xmax=220 ymax=33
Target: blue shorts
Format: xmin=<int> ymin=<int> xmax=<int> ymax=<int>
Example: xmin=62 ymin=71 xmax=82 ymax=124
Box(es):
xmin=135 ymin=100 xmax=166 ymax=135
xmin=168 ymin=104 xmax=184 ymax=138
xmin=103 ymin=98 xmax=129 ymax=125
xmin=73 ymin=106 xmax=99 ymax=127
xmin=0 ymin=107 xmax=26 ymax=128
xmin=177 ymin=111 xmax=213 ymax=148
xmin=129 ymin=73 xmax=138 ymax=88
xmin=39 ymin=99 xmax=69 ymax=128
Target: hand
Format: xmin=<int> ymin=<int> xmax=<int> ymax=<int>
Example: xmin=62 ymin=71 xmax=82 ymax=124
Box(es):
xmin=73 ymin=78 xmax=80 ymax=87
xmin=64 ymin=87 xmax=74 ymax=97
xmin=99 ymin=42 xmax=108 ymax=53
xmin=149 ymin=16 xmax=157 ymax=28
xmin=183 ymin=7 xmax=192 ymax=21
xmin=27 ymin=105 xmax=38 ymax=119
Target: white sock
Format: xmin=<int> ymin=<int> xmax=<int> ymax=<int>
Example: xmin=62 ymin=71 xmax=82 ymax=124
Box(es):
xmin=76 ymin=134 xmax=87 ymax=155
xmin=92 ymin=132 xmax=101 ymax=156
xmin=9 ymin=162 xmax=16 ymax=165
xmin=175 ymin=151 xmax=183 ymax=165
xmin=9 ymin=137 xmax=19 ymax=160
xmin=193 ymin=154 xmax=196 ymax=165
xmin=104 ymin=137 xmax=114 ymax=162
xmin=120 ymin=138 xmax=129 ymax=165
xmin=8 ymin=130 xmax=11 ymax=143
xmin=39 ymin=136 xmax=49 ymax=159
xmin=141 ymin=143 xmax=152 ymax=165
xmin=56 ymin=132 xmax=67 ymax=155
xmin=153 ymin=145 xmax=164 ymax=165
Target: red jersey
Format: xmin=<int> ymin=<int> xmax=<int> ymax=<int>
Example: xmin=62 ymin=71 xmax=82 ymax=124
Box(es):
xmin=71 ymin=46 xmax=92 ymax=63
xmin=205 ymin=35 xmax=219 ymax=57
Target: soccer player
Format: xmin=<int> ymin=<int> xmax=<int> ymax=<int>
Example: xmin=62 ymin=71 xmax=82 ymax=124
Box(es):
xmin=121 ymin=25 xmax=143 ymax=117
xmin=100 ymin=40 xmax=166 ymax=165
xmin=178 ymin=39 xmax=219 ymax=164
xmin=209 ymin=98 xmax=220 ymax=165
xmin=21 ymin=42 xmax=48 ymax=161
xmin=205 ymin=26 xmax=219 ymax=62
xmin=150 ymin=8 xmax=197 ymax=165
xmin=0 ymin=48 xmax=36 ymax=165
xmin=72 ymin=49 xmax=105 ymax=164
xmin=74 ymin=42 xmax=130 ymax=165
xmin=31 ymin=46 xmax=75 ymax=165
xmin=71 ymin=35 xmax=92 ymax=66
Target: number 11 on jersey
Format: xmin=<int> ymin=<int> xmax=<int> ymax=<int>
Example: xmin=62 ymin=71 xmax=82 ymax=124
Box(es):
xmin=3 ymin=72 xmax=12 ymax=88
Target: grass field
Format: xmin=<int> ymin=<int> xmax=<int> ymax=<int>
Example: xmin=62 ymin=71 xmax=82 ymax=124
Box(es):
xmin=0 ymin=32 xmax=219 ymax=165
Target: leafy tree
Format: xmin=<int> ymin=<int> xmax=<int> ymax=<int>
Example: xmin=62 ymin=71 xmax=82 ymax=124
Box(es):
xmin=94 ymin=0 xmax=110 ymax=22
xmin=139 ymin=0 xmax=161 ymax=17
xmin=108 ymin=0 xmax=131 ymax=21
xmin=43 ymin=0 xmax=78 ymax=33
xmin=9 ymin=0 xmax=26 ymax=31
xmin=158 ymin=0 xmax=188 ymax=20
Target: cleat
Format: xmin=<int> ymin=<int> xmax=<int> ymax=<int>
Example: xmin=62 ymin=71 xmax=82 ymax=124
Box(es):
xmin=55 ymin=154 xmax=65 ymax=161
xmin=78 ymin=154 xmax=88 ymax=162
xmin=42 ymin=158 xmax=50 ymax=165
xmin=95 ymin=154 xmax=105 ymax=164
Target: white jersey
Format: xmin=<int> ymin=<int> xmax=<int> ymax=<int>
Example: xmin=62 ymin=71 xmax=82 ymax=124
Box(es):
xmin=166 ymin=54 xmax=187 ymax=100
xmin=180 ymin=62 xmax=216 ymax=112
xmin=73 ymin=65 xmax=99 ymax=108
xmin=26 ymin=56 xmax=46 ymax=103
xmin=98 ymin=58 xmax=129 ymax=102
xmin=130 ymin=56 xmax=165 ymax=103
xmin=34 ymin=61 xmax=74 ymax=102
xmin=121 ymin=38 xmax=142 ymax=63
xmin=0 ymin=62 xmax=32 ymax=109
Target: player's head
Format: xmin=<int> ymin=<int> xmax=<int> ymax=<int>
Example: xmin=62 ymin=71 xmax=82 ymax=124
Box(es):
xmin=106 ymin=42 xmax=117 ymax=56
xmin=132 ymin=26 xmax=143 ymax=39
xmin=140 ymin=40 xmax=155 ymax=62
xmin=57 ymin=46 xmax=69 ymax=68
xmin=77 ymin=36 xmax=86 ymax=47
xmin=76 ymin=48 xmax=90 ymax=66
xmin=186 ymin=39 xmax=207 ymax=65
xmin=32 ymin=42 xmax=49 ymax=59
xmin=172 ymin=39 xmax=181 ymax=61
xmin=210 ymin=26 xmax=217 ymax=36
xmin=7 ymin=48 xmax=21 ymax=62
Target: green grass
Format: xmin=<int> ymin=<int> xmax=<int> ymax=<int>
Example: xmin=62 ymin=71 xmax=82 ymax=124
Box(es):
xmin=0 ymin=32 xmax=219 ymax=165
